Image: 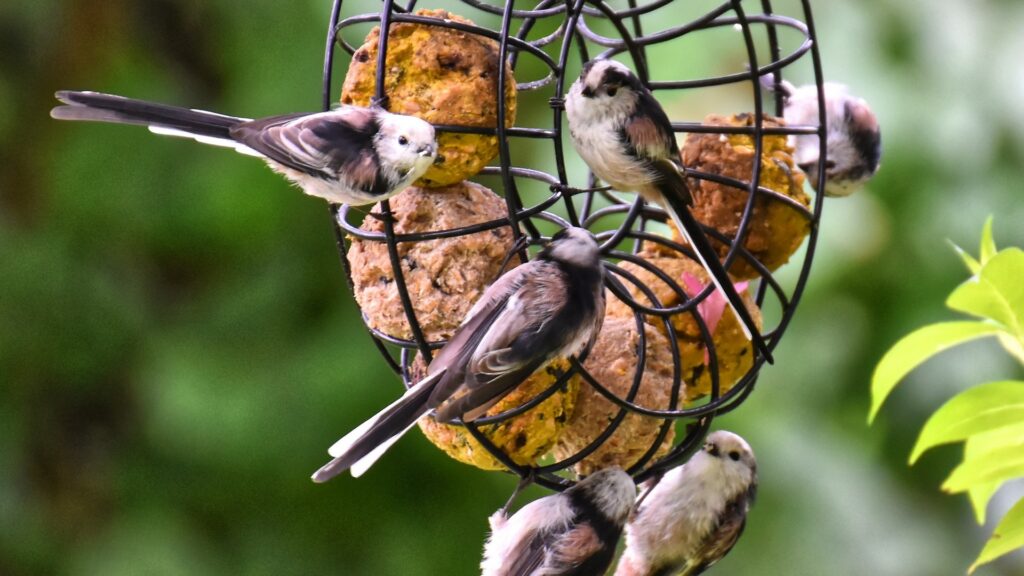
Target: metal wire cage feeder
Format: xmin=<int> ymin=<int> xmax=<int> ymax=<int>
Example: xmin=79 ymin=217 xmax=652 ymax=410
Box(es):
xmin=322 ymin=0 xmax=827 ymax=491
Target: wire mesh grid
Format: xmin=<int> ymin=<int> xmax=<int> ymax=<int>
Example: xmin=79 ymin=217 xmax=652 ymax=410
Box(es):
xmin=321 ymin=0 xmax=827 ymax=491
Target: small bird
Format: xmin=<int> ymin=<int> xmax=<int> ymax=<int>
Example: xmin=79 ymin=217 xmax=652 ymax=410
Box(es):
xmin=481 ymin=467 xmax=636 ymax=576
xmin=312 ymin=226 xmax=606 ymax=481
xmin=565 ymin=59 xmax=772 ymax=364
xmin=762 ymin=78 xmax=881 ymax=197
xmin=50 ymin=90 xmax=437 ymax=205
xmin=614 ymin=430 xmax=757 ymax=576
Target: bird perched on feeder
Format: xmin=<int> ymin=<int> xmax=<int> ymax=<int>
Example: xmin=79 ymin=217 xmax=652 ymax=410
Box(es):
xmin=481 ymin=467 xmax=636 ymax=576
xmin=761 ymin=77 xmax=881 ymax=197
xmin=50 ymin=90 xmax=437 ymax=205
xmin=312 ymin=226 xmax=607 ymax=481
xmin=565 ymin=59 xmax=772 ymax=364
xmin=615 ymin=430 xmax=757 ymax=576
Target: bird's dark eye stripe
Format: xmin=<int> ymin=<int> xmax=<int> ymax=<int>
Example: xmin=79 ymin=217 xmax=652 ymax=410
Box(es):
xmin=850 ymin=126 xmax=882 ymax=171
xmin=729 ymin=451 xmax=741 ymax=461
xmin=602 ymin=69 xmax=630 ymax=87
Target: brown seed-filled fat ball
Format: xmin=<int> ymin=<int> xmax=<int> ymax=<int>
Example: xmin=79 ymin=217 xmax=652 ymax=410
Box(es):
xmin=673 ymin=113 xmax=811 ymax=280
xmin=414 ymin=358 xmax=579 ymax=471
xmin=341 ymin=9 xmax=517 ymax=187
xmin=606 ymin=253 xmax=760 ymax=402
xmin=346 ymin=181 xmax=516 ymax=342
xmin=553 ymin=317 xmax=678 ymax=476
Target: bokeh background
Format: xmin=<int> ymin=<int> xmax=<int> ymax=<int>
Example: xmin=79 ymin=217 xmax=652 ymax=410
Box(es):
xmin=3 ymin=0 xmax=1024 ymax=574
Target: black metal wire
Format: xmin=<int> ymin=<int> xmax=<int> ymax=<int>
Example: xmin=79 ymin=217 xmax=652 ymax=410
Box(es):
xmin=322 ymin=0 xmax=827 ymax=490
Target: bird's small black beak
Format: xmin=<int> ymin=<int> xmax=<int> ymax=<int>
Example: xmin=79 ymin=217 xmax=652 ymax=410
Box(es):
xmin=704 ymin=442 xmax=720 ymax=457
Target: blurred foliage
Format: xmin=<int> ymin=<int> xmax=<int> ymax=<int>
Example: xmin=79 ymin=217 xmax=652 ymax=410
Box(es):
xmin=2 ymin=1 xmax=1024 ymax=575
xmin=871 ymin=219 xmax=1024 ymax=572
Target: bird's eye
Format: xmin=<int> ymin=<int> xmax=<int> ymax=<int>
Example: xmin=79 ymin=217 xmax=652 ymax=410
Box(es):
xmin=824 ymin=159 xmax=837 ymax=170
xmin=606 ymin=87 xmax=618 ymax=97
xmin=729 ymin=451 xmax=741 ymax=461
xmin=398 ymin=136 xmax=409 ymax=146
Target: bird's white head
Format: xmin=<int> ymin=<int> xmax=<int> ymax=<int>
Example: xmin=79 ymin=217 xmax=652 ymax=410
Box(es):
xmin=542 ymin=226 xmax=601 ymax=269
xmin=698 ymin=430 xmax=757 ymax=487
xmin=577 ymin=59 xmax=642 ymax=100
xmin=567 ymin=59 xmax=644 ymax=123
xmin=375 ymin=113 xmax=437 ymax=185
xmin=822 ymin=96 xmax=881 ymax=197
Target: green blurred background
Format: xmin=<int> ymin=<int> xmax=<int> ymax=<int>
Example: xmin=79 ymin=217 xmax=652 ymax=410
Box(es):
xmin=3 ymin=0 xmax=1024 ymax=574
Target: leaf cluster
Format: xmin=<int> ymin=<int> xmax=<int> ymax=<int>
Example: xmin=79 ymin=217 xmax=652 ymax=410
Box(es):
xmin=870 ymin=218 xmax=1024 ymax=573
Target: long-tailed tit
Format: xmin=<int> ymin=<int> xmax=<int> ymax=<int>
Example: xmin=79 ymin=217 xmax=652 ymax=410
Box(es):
xmin=565 ymin=59 xmax=772 ymax=364
xmin=763 ymin=78 xmax=881 ymax=197
xmin=50 ymin=90 xmax=437 ymax=205
xmin=481 ymin=467 xmax=635 ymax=576
xmin=615 ymin=430 xmax=757 ymax=576
xmin=311 ymin=227 xmax=606 ymax=481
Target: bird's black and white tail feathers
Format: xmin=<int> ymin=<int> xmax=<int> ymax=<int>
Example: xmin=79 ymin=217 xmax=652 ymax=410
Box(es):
xmin=51 ymin=90 xmax=246 ymax=146
xmin=311 ymin=370 xmax=444 ymax=482
xmin=657 ymin=182 xmax=774 ymax=364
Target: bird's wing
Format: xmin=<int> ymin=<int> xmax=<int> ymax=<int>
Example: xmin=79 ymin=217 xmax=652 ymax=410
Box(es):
xmin=503 ymin=527 xmax=552 ymax=576
xmin=545 ymin=524 xmax=608 ymax=575
xmin=229 ymin=107 xmax=387 ymax=194
xmin=423 ymin=268 xmax=528 ymax=419
xmin=505 ymin=522 xmax=601 ymax=576
xmin=430 ymin=262 xmax=573 ymax=423
xmin=646 ymin=157 xmax=693 ymax=204
xmin=621 ymin=90 xmax=680 ymax=160
xmin=482 ymin=495 xmax=576 ymax=576
xmin=680 ymin=488 xmax=755 ymax=576
xmin=503 ymin=523 xmax=605 ymax=576
xmin=470 ymin=263 xmax=573 ymax=372
xmin=425 ymin=268 xmax=525 ymax=382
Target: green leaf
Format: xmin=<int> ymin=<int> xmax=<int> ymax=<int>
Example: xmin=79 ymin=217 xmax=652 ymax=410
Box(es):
xmin=947 ymin=248 xmax=1024 ymax=337
xmin=964 ymin=424 xmax=1024 ymax=524
xmin=998 ymin=333 xmax=1024 ymax=367
xmin=869 ymin=322 xmax=1004 ymax=423
xmin=966 ymin=422 xmax=1024 ymax=456
xmin=910 ymin=381 xmax=1024 ymax=463
xmin=968 ymin=483 xmax=999 ymax=526
xmin=942 ymin=444 xmax=1024 ymax=494
xmin=949 ymin=240 xmax=982 ymax=275
xmin=979 ymin=216 xmax=997 ymax=265
xmin=969 ymin=497 xmax=1024 ymax=574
